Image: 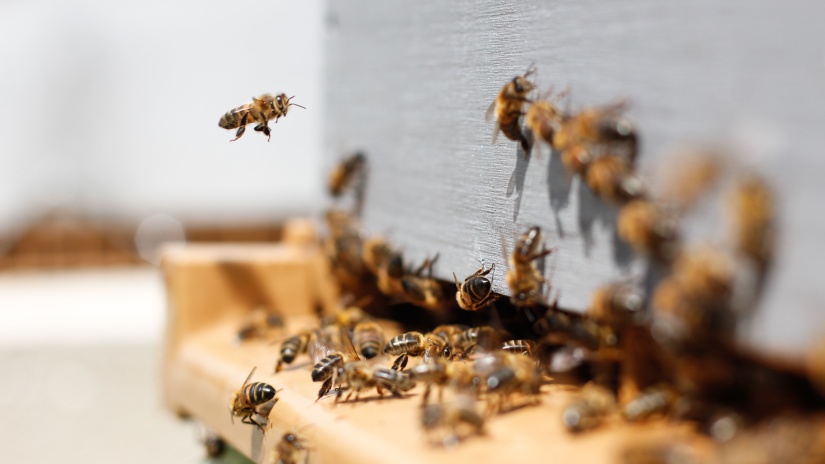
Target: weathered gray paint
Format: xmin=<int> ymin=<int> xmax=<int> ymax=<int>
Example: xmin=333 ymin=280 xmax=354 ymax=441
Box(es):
xmin=323 ymin=0 xmax=825 ymax=355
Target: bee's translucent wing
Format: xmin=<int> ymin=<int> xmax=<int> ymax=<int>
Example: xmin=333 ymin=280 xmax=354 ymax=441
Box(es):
xmin=485 ymin=99 xmax=497 ymax=123
xmin=309 ymin=328 xmax=339 ymax=364
xmin=240 ymin=366 xmax=256 ymax=389
xmin=340 ymin=326 xmax=361 ymax=362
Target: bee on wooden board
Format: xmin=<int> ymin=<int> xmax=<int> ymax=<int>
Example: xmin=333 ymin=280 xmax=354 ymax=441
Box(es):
xmin=230 ymin=366 xmax=279 ymax=432
xmin=275 ymin=330 xmax=313 ymax=373
xmin=235 ymin=307 xmax=284 ymax=345
xmin=383 ymin=330 xmax=455 ymax=371
xmin=453 ymin=325 xmax=502 ymax=356
xmin=409 ymin=356 xmax=476 ymax=405
xmin=486 ymin=65 xmax=537 ymax=153
xmin=504 ymin=226 xmax=554 ymax=307
xmin=328 ymin=152 xmax=366 ymax=197
xmin=273 ymin=430 xmax=311 ymax=464
xmin=219 ymin=93 xmax=305 ymax=142
xmin=561 ymin=382 xmax=616 ymax=433
xmin=554 ymin=100 xmax=638 ymax=175
xmin=334 ymin=361 xmax=416 ymax=403
xmin=421 ymin=394 xmax=486 ymax=447
xmin=454 ymin=263 xmax=501 ymax=311
xmin=479 ymin=351 xmax=543 ymax=415
xmin=352 ymin=320 xmax=385 ymax=360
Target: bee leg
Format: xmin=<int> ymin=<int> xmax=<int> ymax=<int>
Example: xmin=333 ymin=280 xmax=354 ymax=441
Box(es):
xmin=230 ymin=113 xmax=249 ymax=142
xmin=253 ymin=123 xmax=272 ymax=141
xmin=391 ymin=354 xmax=408 ymax=371
xmin=316 ymin=378 xmax=332 ymax=401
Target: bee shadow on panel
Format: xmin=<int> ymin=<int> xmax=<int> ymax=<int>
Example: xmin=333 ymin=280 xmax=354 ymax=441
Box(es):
xmin=506 ymin=139 xmax=533 ymax=222
xmin=577 ymin=181 xmax=631 ymax=269
xmin=546 ymin=147 xmax=573 ymax=238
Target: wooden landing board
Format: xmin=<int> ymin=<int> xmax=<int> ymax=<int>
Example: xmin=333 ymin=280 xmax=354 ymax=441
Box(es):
xmin=162 ymin=236 xmax=702 ymax=464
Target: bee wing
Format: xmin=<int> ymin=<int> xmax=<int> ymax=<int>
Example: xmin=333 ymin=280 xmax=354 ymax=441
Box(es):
xmin=499 ymin=232 xmax=511 ymax=264
xmin=490 ymin=124 xmax=501 ymax=144
xmin=340 ymin=326 xmax=361 ymax=362
xmin=485 ymin=99 xmax=497 ymax=123
xmin=309 ymin=329 xmax=338 ymax=364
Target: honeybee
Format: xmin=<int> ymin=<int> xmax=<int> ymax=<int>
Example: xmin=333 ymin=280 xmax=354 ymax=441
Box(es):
xmin=486 ymin=65 xmax=537 ymax=153
xmin=524 ymin=89 xmax=566 ymax=149
xmin=553 ymin=100 xmax=638 ymax=175
xmin=454 ymin=325 xmax=501 ymax=355
xmin=454 ymin=263 xmax=501 ymax=311
xmin=235 ymin=307 xmax=283 ymax=345
xmin=352 ymin=321 xmax=385 ymax=360
xmin=409 ymin=357 xmax=476 ymax=405
xmin=727 ymin=174 xmax=775 ymax=272
xmin=199 ymin=427 xmax=225 ymax=458
xmin=401 ymin=255 xmax=447 ymax=310
xmin=328 ymin=152 xmax=366 ymax=197
xmin=421 ymin=394 xmax=486 ymax=447
xmin=334 ymin=362 xmax=416 ymax=403
xmin=219 ymin=93 xmax=305 ymax=142
xmin=584 ymin=154 xmax=645 ymax=204
xmin=230 ymin=367 xmax=279 ymax=432
xmin=501 ymin=339 xmax=536 ymax=356
xmin=321 ymin=305 xmax=371 ymax=331
xmin=505 ymin=226 xmax=554 ymax=307
xmin=273 ymin=430 xmax=311 ymax=464
xmin=562 ymin=382 xmax=616 ymax=433
xmin=361 ymin=236 xmax=405 ymax=297
xmin=617 ymin=198 xmax=681 ymax=262
xmin=275 ymin=330 xmax=313 ymax=373
xmin=383 ymin=330 xmax=454 ymax=371
xmin=588 ymin=282 xmax=644 ymax=329
xmin=621 ymin=384 xmax=680 ymax=422
xmin=324 ymin=210 xmax=365 ymax=280
xmin=477 ymin=351 xmax=543 ymax=414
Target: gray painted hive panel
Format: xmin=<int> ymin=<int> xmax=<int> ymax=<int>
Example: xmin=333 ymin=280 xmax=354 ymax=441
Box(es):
xmin=323 ymin=0 xmax=825 ymax=355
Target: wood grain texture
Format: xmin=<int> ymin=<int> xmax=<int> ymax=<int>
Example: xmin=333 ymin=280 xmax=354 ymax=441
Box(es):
xmin=322 ymin=0 xmax=825 ymax=355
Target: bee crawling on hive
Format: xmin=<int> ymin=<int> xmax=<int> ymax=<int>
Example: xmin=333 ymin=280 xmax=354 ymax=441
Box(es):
xmin=486 ymin=64 xmax=537 ymax=154
xmin=454 ymin=263 xmax=501 ymax=311
xmin=504 ymin=226 xmax=555 ymax=307
xmin=219 ymin=93 xmax=305 ymax=142
xmin=230 ymin=366 xmax=280 ymax=432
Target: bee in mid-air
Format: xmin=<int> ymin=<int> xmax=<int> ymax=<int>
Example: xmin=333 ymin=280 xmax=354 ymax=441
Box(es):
xmin=553 ymin=100 xmax=638 ymax=175
xmin=584 ymin=154 xmax=645 ymax=204
xmin=505 ymin=226 xmax=554 ymax=307
xmin=272 ymin=430 xmax=311 ymax=464
xmin=727 ymin=174 xmax=775 ymax=273
xmin=486 ymin=65 xmax=537 ymax=153
xmin=275 ymin=330 xmax=313 ymax=373
xmin=588 ymin=282 xmax=644 ymax=330
xmin=328 ymin=152 xmax=366 ymax=197
xmin=454 ymin=263 xmax=501 ymax=311
xmin=352 ymin=321 xmax=385 ymax=360
xmin=219 ymin=93 xmax=305 ymax=142
xmin=230 ymin=366 xmax=279 ymax=432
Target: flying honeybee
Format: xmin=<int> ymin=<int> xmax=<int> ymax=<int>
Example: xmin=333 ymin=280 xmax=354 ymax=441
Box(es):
xmin=454 ymin=263 xmax=501 ymax=311
xmin=328 ymin=152 xmax=366 ymax=197
xmin=219 ymin=93 xmax=305 ymax=142
xmin=230 ymin=366 xmax=279 ymax=432
xmin=352 ymin=321 xmax=385 ymax=360
xmin=554 ymin=100 xmax=638 ymax=175
xmin=505 ymin=226 xmax=554 ymax=307
xmin=588 ymin=282 xmax=644 ymax=330
xmin=486 ymin=65 xmax=537 ymax=153
xmin=727 ymin=174 xmax=775 ymax=272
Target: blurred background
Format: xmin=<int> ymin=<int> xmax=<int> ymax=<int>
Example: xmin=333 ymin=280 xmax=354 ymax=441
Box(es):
xmin=0 ymin=0 xmax=323 ymax=462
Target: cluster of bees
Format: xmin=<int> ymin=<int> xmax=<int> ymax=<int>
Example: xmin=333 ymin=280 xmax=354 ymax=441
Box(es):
xmin=211 ymin=70 xmax=823 ymax=463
